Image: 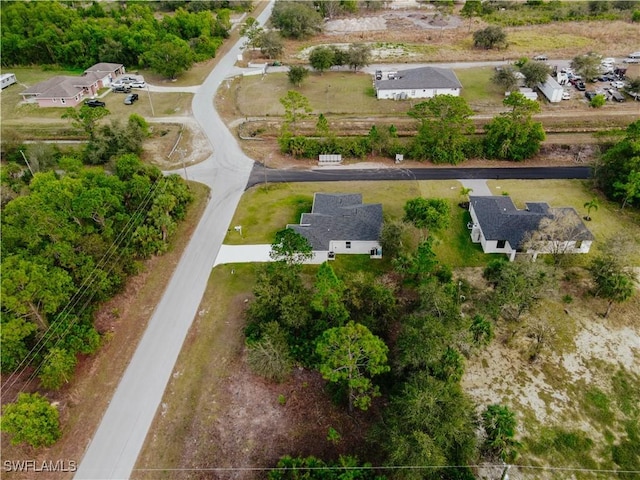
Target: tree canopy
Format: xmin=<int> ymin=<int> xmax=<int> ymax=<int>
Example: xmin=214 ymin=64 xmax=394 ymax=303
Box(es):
xmin=595 ymin=120 xmax=640 ymax=208
xmin=0 ymin=1 xmax=231 ymax=70
xmin=1 ymin=393 xmax=61 ymax=448
xmin=271 ymin=1 xmax=323 ymax=39
xmin=316 ymin=321 xmax=390 ymax=412
xmin=407 ymin=95 xmax=474 ymax=164
xmin=484 ymin=92 xmax=545 ymax=161
xmin=0 ymin=156 xmax=193 ymax=386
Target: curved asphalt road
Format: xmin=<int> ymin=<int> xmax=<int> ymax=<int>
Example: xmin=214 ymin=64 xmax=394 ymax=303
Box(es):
xmin=75 ymin=4 xmax=592 ymax=476
xmin=74 ymin=4 xmax=273 ymax=480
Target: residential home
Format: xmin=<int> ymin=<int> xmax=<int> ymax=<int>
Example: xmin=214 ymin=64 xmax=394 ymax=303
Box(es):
xmin=287 ymin=193 xmax=383 ymax=263
xmin=374 ymin=66 xmax=462 ymax=100
xmin=468 ymin=195 xmax=594 ymax=261
xmin=21 ymin=62 xmax=124 ymax=107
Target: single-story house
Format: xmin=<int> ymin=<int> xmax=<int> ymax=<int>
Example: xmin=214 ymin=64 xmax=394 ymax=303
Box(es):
xmin=287 ymin=193 xmax=383 ymax=263
xmin=374 ymin=66 xmax=462 ymax=100
xmin=21 ymin=62 xmax=124 ymax=107
xmin=468 ymin=196 xmax=594 ymax=261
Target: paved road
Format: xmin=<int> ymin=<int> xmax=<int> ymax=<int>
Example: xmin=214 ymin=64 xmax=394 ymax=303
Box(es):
xmin=75 ymin=7 xmax=592 ymax=477
xmin=73 ymin=4 xmax=274 ymax=480
xmin=246 ymin=164 xmax=591 ymax=189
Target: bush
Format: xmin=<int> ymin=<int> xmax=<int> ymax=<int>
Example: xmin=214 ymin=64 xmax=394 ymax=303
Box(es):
xmin=590 ymin=94 xmax=606 ymax=108
xmin=0 ymin=393 xmax=61 ymax=448
xmin=246 ymin=322 xmax=293 ymax=383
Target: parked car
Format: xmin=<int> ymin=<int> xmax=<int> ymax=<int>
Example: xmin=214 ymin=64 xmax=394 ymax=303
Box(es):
xmin=131 ymin=81 xmax=146 ymax=88
xmin=375 ymin=70 xmax=382 ymax=80
xmin=610 ymin=90 xmax=625 ymax=102
xmin=112 ymin=85 xmax=131 ymax=93
xmin=611 ymin=80 xmax=625 ymax=89
xmin=84 ymin=99 xmax=106 ymax=107
xmin=575 ymin=81 xmax=586 ymax=91
xmin=585 ymin=91 xmax=597 ymax=101
xmin=118 ymin=76 xmax=138 ymax=84
xmin=124 ymin=93 xmax=139 ymax=105
xmin=561 ymin=90 xmax=571 ymax=100
xmin=533 ymin=54 xmax=548 ymax=61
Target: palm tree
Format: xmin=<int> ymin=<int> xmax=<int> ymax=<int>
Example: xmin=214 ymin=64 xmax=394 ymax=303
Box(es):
xmin=583 ymin=197 xmax=599 ymax=221
xmin=459 ymin=186 xmax=473 ymax=208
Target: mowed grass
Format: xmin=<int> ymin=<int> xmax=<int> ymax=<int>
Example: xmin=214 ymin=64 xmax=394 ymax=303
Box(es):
xmin=225 ymin=179 xmax=491 ymax=268
xmin=235 ymin=71 xmax=413 ymax=117
xmin=486 ymin=179 xmax=640 ymax=263
xmin=454 ymin=67 xmax=504 ymax=106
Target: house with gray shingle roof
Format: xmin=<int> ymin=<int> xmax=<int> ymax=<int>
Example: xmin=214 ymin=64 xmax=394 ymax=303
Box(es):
xmin=469 ymin=196 xmax=593 ymax=261
xmin=287 ymin=193 xmax=383 ymax=263
xmin=21 ymin=62 xmax=124 ymax=107
xmin=374 ymin=66 xmax=462 ymax=100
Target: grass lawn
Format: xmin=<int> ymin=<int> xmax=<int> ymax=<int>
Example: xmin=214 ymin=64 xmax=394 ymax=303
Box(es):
xmin=225 ymin=179 xmax=493 ymax=268
xmin=455 ymin=67 xmax=504 ymax=107
xmin=1 ymin=65 xmax=193 ymax=140
xmin=235 ymin=71 xmax=413 ymax=117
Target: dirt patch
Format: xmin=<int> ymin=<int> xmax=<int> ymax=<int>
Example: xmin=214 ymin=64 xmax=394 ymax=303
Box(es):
xmin=142 ymin=121 xmax=212 ymax=170
xmin=461 ymin=268 xmax=640 ymax=479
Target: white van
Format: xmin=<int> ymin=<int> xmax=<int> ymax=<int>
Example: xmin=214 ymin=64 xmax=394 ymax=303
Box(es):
xmin=1 ymin=73 xmax=17 ymax=89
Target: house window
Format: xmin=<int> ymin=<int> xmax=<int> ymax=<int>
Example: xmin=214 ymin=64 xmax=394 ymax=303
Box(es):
xmin=411 ymin=90 xmax=416 ymax=96
xmin=346 ymin=241 xmax=351 ymax=249
xmin=497 ymin=240 xmax=506 ymax=249
xmin=575 ymin=240 xmax=582 ymax=249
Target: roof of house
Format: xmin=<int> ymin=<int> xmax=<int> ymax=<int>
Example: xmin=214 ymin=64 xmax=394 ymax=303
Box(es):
xmin=84 ymin=62 xmax=123 ymax=73
xmin=287 ymin=193 xmax=383 ymax=251
xmin=375 ymin=66 xmax=462 ymax=91
xmin=470 ymin=195 xmax=594 ymax=248
xmin=21 ymin=76 xmax=84 ymax=99
xmin=21 ymin=62 xmax=122 ymax=99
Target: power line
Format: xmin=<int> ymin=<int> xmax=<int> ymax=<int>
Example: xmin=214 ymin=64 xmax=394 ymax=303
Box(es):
xmin=1 ymin=176 xmax=168 ymax=398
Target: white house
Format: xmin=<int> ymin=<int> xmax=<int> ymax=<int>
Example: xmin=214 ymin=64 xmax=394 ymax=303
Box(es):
xmin=374 ymin=66 xmax=462 ymax=100
xmin=287 ymin=193 xmax=383 ymax=264
xmin=468 ymin=196 xmax=593 ymax=261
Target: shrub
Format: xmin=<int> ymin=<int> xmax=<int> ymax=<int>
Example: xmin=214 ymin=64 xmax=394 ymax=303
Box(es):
xmin=0 ymin=393 xmax=61 ymax=448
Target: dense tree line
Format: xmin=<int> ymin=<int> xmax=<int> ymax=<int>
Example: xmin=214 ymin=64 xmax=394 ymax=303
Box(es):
xmin=277 ymin=92 xmax=545 ymax=164
xmin=0 ymin=1 xmax=233 ymax=75
xmin=595 ymin=120 xmax=640 ymax=209
xmin=0 ymin=155 xmax=193 ymax=390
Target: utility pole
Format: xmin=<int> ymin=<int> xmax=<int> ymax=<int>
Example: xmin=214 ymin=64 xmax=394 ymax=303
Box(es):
xmin=147 ymin=84 xmax=155 ymax=117
xmin=19 ymin=150 xmax=35 ymax=176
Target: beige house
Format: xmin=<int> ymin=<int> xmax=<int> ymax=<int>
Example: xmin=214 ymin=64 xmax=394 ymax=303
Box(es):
xmin=21 ymin=63 xmax=124 ymax=107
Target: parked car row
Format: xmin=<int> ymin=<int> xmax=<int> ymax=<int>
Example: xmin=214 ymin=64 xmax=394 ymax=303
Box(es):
xmin=111 ymin=75 xmax=146 ymax=91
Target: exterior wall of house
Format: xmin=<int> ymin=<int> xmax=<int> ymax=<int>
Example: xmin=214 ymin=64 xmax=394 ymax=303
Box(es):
xmin=36 ymin=95 xmax=83 ymax=107
xmin=329 ymin=240 xmax=381 ymax=255
xmin=526 ymin=239 xmax=592 ymax=256
xmin=377 ymin=87 xmax=460 ymax=100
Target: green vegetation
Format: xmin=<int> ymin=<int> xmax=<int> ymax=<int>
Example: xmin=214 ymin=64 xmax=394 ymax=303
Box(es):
xmin=0 ymin=2 xmax=233 ymax=76
xmin=0 ymin=393 xmax=61 ymax=448
xmin=1 ymin=155 xmax=193 ymax=391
